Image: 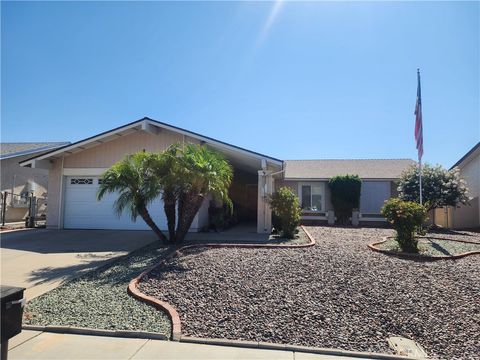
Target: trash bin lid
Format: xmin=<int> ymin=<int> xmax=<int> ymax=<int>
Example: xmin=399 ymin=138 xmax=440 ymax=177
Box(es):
xmin=1 ymin=285 xmax=26 ymax=300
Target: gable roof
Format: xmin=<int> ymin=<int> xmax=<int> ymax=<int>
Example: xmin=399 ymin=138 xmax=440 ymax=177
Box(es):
xmin=19 ymin=117 xmax=283 ymax=168
xmin=284 ymin=159 xmax=415 ymax=180
xmin=450 ymin=142 xmax=480 ymax=170
xmin=0 ymin=142 xmax=70 ymax=160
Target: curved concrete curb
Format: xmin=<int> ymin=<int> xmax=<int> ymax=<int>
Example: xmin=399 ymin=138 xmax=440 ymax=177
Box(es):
xmin=128 ymin=226 xmax=316 ymax=341
xmin=369 ymin=236 xmax=480 ymax=261
xmin=22 ymin=324 xmax=167 ymax=340
xmin=181 ymin=336 xmax=416 ymax=360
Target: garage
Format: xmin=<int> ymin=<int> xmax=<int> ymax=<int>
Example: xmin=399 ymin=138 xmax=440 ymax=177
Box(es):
xmin=63 ymin=176 xmax=168 ymax=230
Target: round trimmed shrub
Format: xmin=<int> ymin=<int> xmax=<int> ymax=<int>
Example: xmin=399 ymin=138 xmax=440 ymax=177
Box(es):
xmin=381 ymin=198 xmax=427 ymax=253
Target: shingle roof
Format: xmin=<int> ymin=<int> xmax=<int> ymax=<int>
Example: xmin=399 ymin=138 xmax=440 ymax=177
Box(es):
xmin=284 ymin=159 xmax=416 ymax=180
xmin=0 ymin=142 xmax=70 ymax=159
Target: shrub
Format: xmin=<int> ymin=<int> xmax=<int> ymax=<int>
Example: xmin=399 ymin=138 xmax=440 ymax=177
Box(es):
xmin=381 ymin=198 xmax=427 ymax=253
xmin=398 ymin=163 xmax=470 ymax=211
xmin=328 ymin=175 xmax=362 ymax=225
xmin=268 ymin=187 xmax=301 ymax=239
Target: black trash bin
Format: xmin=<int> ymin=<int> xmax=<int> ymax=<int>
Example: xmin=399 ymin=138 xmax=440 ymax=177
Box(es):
xmin=1 ymin=286 xmax=26 ymax=360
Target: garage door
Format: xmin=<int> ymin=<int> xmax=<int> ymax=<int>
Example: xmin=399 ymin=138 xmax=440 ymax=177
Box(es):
xmin=63 ymin=176 xmax=168 ymax=230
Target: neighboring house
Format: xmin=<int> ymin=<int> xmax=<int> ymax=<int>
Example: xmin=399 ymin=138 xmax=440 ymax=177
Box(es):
xmin=277 ymin=159 xmax=415 ymax=225
xmin=1 ymin=142 xmax=69 ymax=222
xmin=20 ymin=117 xmax=413 ymax=233
xmin=434 ymin=142 xmax=480 ymax=229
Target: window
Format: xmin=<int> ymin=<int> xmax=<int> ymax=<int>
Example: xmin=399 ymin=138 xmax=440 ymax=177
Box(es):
xmin=300 ymin=183 xmax=324 ymax=212
xmin=70 ymin=178 xmax=93 ymax=185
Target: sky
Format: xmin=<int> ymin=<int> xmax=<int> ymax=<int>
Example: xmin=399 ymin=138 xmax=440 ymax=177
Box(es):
xmin=1 ymin=1 xmax=479 ymax=168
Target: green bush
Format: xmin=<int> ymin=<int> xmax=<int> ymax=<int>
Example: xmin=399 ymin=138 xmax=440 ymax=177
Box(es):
xmin=268 ymin=187 xmax=301 ymax=239
xmin=329 ymin=175 xmax=362 ymax=225
xmin=381 ymin=198 xmax=427 ymax=253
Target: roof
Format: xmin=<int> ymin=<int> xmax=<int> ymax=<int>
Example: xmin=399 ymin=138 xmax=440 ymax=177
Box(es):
xmin=19 ymin=117 xmax=283 ymax=170
xmin=0 ymin=142 xmax=70 ymax=160
xmin=450 ymin=142 xmax=480 ymax=169
xmin=284 ymin=159 xmax=416 ymax=180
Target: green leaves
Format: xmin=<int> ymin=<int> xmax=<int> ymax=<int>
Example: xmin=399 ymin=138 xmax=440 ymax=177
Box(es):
xmin=398 ymin=164 xmax=470 ymax=210
xmin=381 ymin=198 xmax=427 ymax=253
xmin=328 ymin=175 xmax=362 ymax=225
xmin=97 ymin=143 xmax=234 ymax=243
xmin=268 ymin=187 xmax=301 ymax=239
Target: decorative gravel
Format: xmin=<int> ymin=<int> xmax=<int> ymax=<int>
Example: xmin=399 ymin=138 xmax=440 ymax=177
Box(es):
xmin=24 ymin=243 xmax=172 ymax=337
xmin=377 ymin=236 xmax=480 ymax=257
xmin=139 ymin=226 xmax=480 ymax=359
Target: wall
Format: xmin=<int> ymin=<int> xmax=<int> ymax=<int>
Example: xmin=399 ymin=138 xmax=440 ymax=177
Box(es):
xmin=1 ymin=155 xmax=50 ymax=222
xmin=64 ymin=130 xmax=198 ymax=168
xmin=453 ymin=152 xmax=480 ymax=229
xmin=47 ymin=130 xmax=200 ymax=229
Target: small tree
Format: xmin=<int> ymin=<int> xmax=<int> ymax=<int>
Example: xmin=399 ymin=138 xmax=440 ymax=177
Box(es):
xmin=381 ymin=198 xmax=427 ymax=253
xmin=268 ymin=187 xmax=301 ymax=239
xmin=98 ymin=152 xmax=167 ymax=242
xmin=329 ymin=175 xmax=362 ymax=225
xmin=398 ymin=164 xmax=470 ymax=211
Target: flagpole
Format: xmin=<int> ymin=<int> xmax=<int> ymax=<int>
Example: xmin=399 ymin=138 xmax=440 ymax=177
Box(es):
xmin=416 ymin=68 xmax=423 ymax=206
xmin=419 ymin=157 xmax=423 ymax=206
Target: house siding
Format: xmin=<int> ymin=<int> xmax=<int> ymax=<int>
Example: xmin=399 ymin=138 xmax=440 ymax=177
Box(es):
xmin=47 ymin=130 xmax=200 ymax=228
xmin=64 ymin=130 xmax=199 ymax=168
xmin=453 ymin=152 xmax=480 ymax=229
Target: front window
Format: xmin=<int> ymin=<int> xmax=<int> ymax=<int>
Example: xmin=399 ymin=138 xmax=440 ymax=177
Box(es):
xmin=301 ymin=183 xmax=324 ymax=211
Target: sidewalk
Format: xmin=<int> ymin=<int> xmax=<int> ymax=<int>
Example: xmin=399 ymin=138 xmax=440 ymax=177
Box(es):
xmin=8 ymin=331 xmax=373 ymax=360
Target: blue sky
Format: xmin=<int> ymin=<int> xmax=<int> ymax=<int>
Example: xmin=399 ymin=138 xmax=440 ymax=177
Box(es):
xmin=2 ymin=1 xmax=478 ymax=167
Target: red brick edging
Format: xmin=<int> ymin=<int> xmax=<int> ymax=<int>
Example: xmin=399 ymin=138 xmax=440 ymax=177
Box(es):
xmin=128 ymin=225 xmax=316 ymax=341
xmin=368 ymin=236 xmax=480 ymax=261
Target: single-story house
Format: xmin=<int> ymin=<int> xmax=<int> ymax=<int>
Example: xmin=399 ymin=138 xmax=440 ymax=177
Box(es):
xmin=20 ymin=117 xmax=414 ymax=233
xmin=1 ymin=142 xmax=69 ymax=222
xmin=277 ymin=159 xmax=415 ymax=225
xmin=433 ymin=142 xmax=480 ymax=229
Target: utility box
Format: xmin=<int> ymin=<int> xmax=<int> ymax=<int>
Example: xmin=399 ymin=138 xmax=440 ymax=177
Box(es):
xmin=1 ymin=286 xmax=26 ymax=360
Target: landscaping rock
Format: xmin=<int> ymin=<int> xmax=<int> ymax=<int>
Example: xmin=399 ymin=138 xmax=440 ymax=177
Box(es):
xmin=25 ymin=243 xmax=172 ymax=337
xmin=139 ymin=227 xmax=480 ymax=360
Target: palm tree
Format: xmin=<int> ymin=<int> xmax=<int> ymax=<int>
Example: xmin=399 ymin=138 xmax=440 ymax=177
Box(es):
xmin=172 ymin=144 xmax=233 ymax=242
xmin=97 ymin=152 xmax=167 ymax=242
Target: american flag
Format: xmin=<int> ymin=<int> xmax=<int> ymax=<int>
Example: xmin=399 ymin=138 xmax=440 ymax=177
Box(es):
xmin=414 ymin=69 xmax=423 ymax=160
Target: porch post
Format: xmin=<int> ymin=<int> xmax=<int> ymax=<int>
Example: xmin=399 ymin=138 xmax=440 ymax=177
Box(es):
xmin=257 ymin=170 xmax=273 ymax=234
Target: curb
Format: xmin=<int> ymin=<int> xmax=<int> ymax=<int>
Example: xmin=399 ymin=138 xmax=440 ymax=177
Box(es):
xmin=128 ymin=226 xmax=315 ymax=341
xmin=22 ymin=324 xmax=167 ymax=340
xmin=368 ymin=236 xmax=480 ymax=261
xmin=180 ymin=336 xmax=417 ymax=360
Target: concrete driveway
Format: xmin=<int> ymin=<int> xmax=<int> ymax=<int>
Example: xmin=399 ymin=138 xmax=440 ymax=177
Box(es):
xmin=1 ymin=229 xmax=157 ymax=300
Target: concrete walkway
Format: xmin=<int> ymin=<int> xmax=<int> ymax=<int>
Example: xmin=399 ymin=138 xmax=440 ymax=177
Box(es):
xmin=1 ymin=229 xmax=157 ymax=300
xmin=8 ymin=331 xmax=372 ymax=360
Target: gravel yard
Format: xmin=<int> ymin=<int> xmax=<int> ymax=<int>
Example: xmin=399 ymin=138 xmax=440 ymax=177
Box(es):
xmin=139 ymin=226 xmax=480 ymax=359
xmin=24 ymin=243 xmax=172 ymax=337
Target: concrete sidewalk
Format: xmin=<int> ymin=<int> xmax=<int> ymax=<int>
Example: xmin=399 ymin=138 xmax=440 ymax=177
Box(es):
xmin=8 ymin=331 xmax=372 ymax=360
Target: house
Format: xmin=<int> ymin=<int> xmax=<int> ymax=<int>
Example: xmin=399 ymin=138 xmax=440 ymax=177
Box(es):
xmin=1 ymin=142 xmax=69 ymax=223
xmin=19 ymin=117 xmax=414 ymax=233
xmin=277 ymin=159 xmax=415 ymax=225
xmin=434 ymin=142 xmax=480 ymax=229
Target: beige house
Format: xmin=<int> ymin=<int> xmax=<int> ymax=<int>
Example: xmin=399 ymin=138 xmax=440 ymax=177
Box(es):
xmin=1 ymin=142 xmax=69 ymax=222
xmin=20 ymin=118 xmax=413 ymax=233
xmin=434 ymin=142 xmax=480 ymax=229
xmin=277 ymin=159 xmax=414 ymax=225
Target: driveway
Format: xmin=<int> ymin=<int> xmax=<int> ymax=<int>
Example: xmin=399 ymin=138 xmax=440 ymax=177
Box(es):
xmin=1 ymin=229 xmax=157 ymax=300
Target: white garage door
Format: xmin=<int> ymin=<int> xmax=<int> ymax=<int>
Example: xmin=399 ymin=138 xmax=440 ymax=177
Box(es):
xmin=63 ymin=176 xmax=168 ymax=230
xmin=360 ymin=181 xmax=391 ymax=215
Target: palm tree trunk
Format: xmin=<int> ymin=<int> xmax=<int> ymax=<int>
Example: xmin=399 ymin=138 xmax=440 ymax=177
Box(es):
xmin=163 ymin=190 xmax=176 ymax=242
xmin=138 ymin=205 xmax=167 ymax=242
xmin=174 ymin=192 xmax=204 ymax=243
